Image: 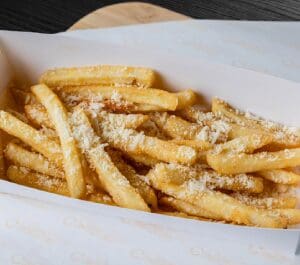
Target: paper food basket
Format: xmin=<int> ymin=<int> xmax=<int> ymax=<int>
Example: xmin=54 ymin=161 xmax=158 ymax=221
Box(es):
xmin=0 ymin=30 xmax=299 ymax=265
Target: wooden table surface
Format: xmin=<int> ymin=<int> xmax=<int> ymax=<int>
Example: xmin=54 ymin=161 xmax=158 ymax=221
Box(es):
xmin=0 ymin=0 xmax=299 ymax=33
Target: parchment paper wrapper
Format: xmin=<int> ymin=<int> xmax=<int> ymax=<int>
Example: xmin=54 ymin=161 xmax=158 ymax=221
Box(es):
xmin=0 ymin=30 xmax=299 ymax=265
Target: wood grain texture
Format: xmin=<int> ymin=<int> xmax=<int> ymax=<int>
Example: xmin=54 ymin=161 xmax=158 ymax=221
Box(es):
xmin=69 ymin=2 xmax=189 ymax=30
xmin=0 ymin=0 xmax=299 ymax=33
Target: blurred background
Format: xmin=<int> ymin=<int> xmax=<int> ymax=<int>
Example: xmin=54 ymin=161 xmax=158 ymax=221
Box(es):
xmin=0 ymin=0 xmax=299 ymax=33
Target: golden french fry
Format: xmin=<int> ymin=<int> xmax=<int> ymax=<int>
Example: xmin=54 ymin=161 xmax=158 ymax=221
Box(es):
xmin=5 ymin=142 xmax=64 ymax=178
xmin=58 ymin=86 xmax=178 ymax=111
xmin=159 ymin=196 xmax=216 ymax=220
xmin=179 ymin=106 xmax=214 ymax=124
xmin=25 ymin=102 xmax=149 ymax=131
xmin=153 ymin=113 xmax=229 ymax=144
xmin=100 ymin=123 xmax=197 ymax=165
xmin=108 ymin=150 xmax=157 ymax=208
xmin=32 ymin=84 xmax=86 ymax=198
xmin=207 ymin=147 xmax=300 ymax=174
xmin=271 ymin=209 xmax=300 ymax=225
xmin=0 ymin=110 xmax=63 ymax=166
xmin=7 ymin=166 xmax=69 ymax=195
xmin=212 ymin=98 xmax=300 ymax=148
xmin=97 ymin=112 xmax=148 ymax=131
xmin=40 ymin=65 xmax=156 ymax=88
xmin=148 ymin=163 xmax=287 ymax=228
xmin=152 ymin=163 xmax=263 ymax=193
xmin=69 ymin=108 xmax=150 ymax=211
xmin=25 ymin=103 xmax=54 ymax=128
xmin=258 ymin=169 xmax=300 ymax=185
xmin=231 ymin=193 xmax=297 ymax=209
xmin=176 ymin=89 xmax=198 ymax=110
xmin=7 ymin=165 xmax=114 ymax=205
xmin=154 ymin=113 xmax=202 ymax=139
xmin=214 ymin=134 xmax=272 ymax=154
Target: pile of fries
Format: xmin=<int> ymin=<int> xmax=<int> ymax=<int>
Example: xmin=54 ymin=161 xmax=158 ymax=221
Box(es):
xmin=1 ymin=64 xmax=300 ymax=228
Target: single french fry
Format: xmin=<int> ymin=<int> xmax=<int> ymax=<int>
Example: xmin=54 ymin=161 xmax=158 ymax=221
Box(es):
xmin=155 ymin=114 xmax=203 ymax=139
xmin=25 ymin=103 xmax=54 ymax=128
xmin=207 ymin=147 xmax=300 ymax=174
xmin=108 ymin=150 xmax=157 ymax=208
xmin=231 ymin=193 xmax=297 ymax=209
xmin=4 ymin=142 xmax=64 ymax=179
xmin=159 ymin=196 xmax=216 ymax=220
xmin=179 ymin=106 xmax=214 ymax=124
xmin=176 ymin=89 xmax=198 ymax=110
xmin=212 ymin=98 xmax=300 ymax=148
xmin=8 ymin=165 xmax=69 ymax=195
xmin=0 ymin=110 xmax=63 ymax=166
xmin=268 ymin=209 xmax=300 ymax=225
xmin=58 ymin=86 xmax=178 ymax=111
xmin=26 ymin=102 xmax=149 ymax=131
xmin=148 ymin=163 xmax=287 ymax=228
xmin=153 ymin=113 xmax=229 ymax=144
xmin=69 ymin=108 xmax=149 ymax=211
xmin=213 ymin=134 xmax=272 ymax=154
xmin=258 ymin=169 xmax=300 ymax=185
xmin=153 ymin=163 xmax=264 ymax=193
xmin=7 ymin=165 xmax=113 ymax=205
xmin=100 ymin=124 xmax=197 ymax=165
xmin=40 ymin=65 xmax=156 ymax=88
xmin=32 ymin=84 xmax=86 ymax=198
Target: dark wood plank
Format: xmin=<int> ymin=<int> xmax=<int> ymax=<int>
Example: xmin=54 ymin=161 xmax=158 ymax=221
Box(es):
xmin=0 ymin=0 xmax=299 ymax=33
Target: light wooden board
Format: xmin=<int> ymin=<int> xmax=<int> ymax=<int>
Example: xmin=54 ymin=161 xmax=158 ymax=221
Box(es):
xmin=69 ymin=2 xmax=190 ymax=30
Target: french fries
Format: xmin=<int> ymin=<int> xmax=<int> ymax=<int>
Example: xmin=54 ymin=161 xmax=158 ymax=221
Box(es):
xmin=0 ymin=110 xmax=63 ymax=166
xmin=1 ymin=64 xmax=299 ymax=229
xmin=176 ymin=89 xmax=198 ymax=110
xmin=7 ymin=165 xmax=114 ymax=205
xmin=40 ymin=65 xmax=156 ymax=88
xmin=32 ymin=84 xmax=86 ymax=198
xmin=99 ymin=122 xmax=197 ymax=165
xmin=148 ymin=163 xmax=287 ymax=228
xmin=231 ymin=193 xmax=297 ymax=209
xmin=69 ymin=108 xmax=150 ymax=211
xmin=25 ymin=103 xmax=54 ymax=128
xmin=58 ymin=86 xmax=178 ymax=111
xmin=258 ymin=169 xmax=300 ymax=185
xmin=108 ymin=150 xmax=157 ymax=208
xmin=149 ymin=163 xmax=264 ymax=193
xmin=8 ymin=165 xmax=69 ymax=196
xmin=207 ymin=147 xmax=300 ymax=174
xmin=212 ymin=98 xmax=300 ymax=148
xmin=5 ymin=142 xmax=64 ymax=179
